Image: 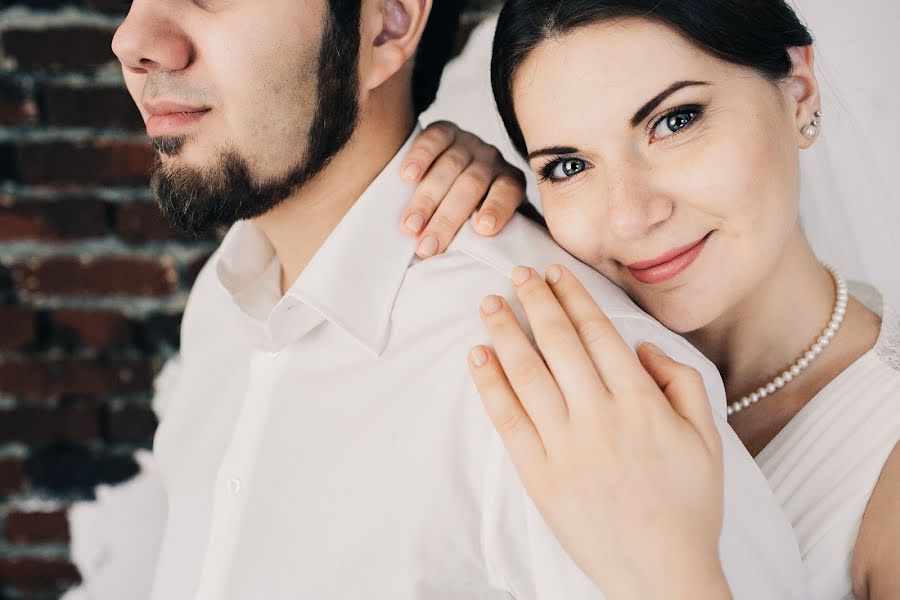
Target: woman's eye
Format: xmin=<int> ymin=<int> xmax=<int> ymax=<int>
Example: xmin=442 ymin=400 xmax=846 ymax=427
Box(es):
xmin=651 ymin=108 xmax=700 ymax=140
xmin=550 ymin=158 xmax=587 ymax=180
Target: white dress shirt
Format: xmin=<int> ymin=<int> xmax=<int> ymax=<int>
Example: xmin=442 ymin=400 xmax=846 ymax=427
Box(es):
xmin=147 ymin=127 xmax=809 ymax=600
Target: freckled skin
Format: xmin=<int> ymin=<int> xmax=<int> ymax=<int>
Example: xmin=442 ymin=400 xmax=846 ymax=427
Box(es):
xmin=514 ymin=19 xmax=801 ymax=333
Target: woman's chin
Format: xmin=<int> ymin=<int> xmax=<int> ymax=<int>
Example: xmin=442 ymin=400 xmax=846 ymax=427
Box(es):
xmin=634 ymin=294 xmax=718 ymax=335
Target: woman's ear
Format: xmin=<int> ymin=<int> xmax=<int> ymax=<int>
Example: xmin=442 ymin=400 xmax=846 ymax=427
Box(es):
xmin=782 ymin=45 xmax=822 ymax=149
xmin=359 ymin=0 xmax=431 ymax=94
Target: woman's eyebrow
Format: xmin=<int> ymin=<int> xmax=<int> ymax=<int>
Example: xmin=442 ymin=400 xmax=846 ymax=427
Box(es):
xmin=630 ymin=80 xmax=710 ymax=127
xmin=527 ymin=145 xmax=579 ymax=161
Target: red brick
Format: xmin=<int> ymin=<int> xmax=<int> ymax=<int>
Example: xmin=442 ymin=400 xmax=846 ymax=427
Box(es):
xmin=0 ymin=406 xmax=100 ymax=444
xmin=0 ymin=306 xmax=36 ymax=350
xmin=11 ymin=138 xmax=154 ymax=186
xmin=0 ymin=76 xmax=37 ymax=126
xmin=4 ymin=509 xmax=70 ymax=544
xmin=0 ymin=557 xmax=80 ymax=592
xmin=46 ymin=309 xmax=133 ymax=348
xmin=0 ymin=457 xmax=25 ymax=495
xmin=0 ymin=196 xmax=109 ymax=241
xmin=116 ymin=200 xmax=184 ymax=243
xmin=41 ymin=81 xmax=143 ymax=130
xmin=1 ymin=26 xmax=115 ymax=70
xmin=108 ymin=404 xmax=158 ymax=443
xmin=9 ymin=255 xmax=178 ymax=297
xmin=0 ymin=357 xmax=154 ymax=401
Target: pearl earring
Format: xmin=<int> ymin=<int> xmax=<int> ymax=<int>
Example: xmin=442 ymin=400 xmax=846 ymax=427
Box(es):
xmin=804 ymin=110 xmax=822 ymax=138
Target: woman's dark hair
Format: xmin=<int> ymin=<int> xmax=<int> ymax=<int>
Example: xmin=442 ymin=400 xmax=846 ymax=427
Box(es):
xmin=491 ymin=0 xmax=814 ymax=158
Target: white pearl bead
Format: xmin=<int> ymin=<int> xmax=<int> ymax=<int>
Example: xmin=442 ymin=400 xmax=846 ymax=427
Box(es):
xmin=727 ymin=267 xmax=846 ymax=419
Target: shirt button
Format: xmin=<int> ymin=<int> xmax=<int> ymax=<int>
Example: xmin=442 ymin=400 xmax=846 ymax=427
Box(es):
xmin=229 ymin=478 xmax=242 ymax=495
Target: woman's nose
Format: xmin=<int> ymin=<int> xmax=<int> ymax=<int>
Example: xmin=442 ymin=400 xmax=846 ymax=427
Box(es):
xmin=604 ymin=167 xmax=673 ymax=241
xmin=112 ymin=1 xmax=192 ymax=75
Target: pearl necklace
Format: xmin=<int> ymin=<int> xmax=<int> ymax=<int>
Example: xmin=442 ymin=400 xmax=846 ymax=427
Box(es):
xmin=727 ymin=265 xmax=848 ymax=417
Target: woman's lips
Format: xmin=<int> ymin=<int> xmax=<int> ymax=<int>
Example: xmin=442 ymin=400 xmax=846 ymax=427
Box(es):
xmin=627 ymin=231 xmax=713 ymax=285
xmin=146 ymin=110 xmax=210 ymax=137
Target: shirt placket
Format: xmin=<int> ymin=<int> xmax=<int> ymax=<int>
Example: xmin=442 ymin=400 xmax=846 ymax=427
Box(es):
xmin=193 ymin=350 xmax=280 ymax=600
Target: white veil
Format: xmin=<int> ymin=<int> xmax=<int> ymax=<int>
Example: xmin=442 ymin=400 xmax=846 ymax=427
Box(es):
xmin=789 ymin=0 xmax=900 ymax=308
xmin=423 ymin=0 xmax=900 ymax=308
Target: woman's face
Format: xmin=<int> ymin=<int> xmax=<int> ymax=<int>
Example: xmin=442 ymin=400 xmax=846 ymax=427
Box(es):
xmin=513 ymin=18 xmax=812 ymax=333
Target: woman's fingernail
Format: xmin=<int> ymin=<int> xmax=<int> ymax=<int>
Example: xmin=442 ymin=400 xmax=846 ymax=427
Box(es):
xmin=642 ymin=342 xmax=665 ymax=357
xmin=545 ymin=265 xmax=562 ymax=284
xmin=481 ymin=295 xmax=502 ymax=315
xmin=404 ymin=213 xmax=425 ymax=233
xmin=470 ymin=346 xmax=488 ymax=367
xmin=510 ymin=266 xmax=531 ymax=286
xmin=476 ymin=213 xmax=496 ymax=233
xmin=403 ymin=164 xmax=421 ymax=181
xmin=417 ymin=235 xmax=438 ymax=257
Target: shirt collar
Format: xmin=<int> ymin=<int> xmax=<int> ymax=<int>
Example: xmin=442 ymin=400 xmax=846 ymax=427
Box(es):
xmin=216 ymin=124 xmax=421 ymax=356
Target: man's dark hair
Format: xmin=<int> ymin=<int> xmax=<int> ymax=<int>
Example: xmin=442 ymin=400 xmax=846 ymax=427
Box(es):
xmin=327 ymin=0 xmax=467 ymax=114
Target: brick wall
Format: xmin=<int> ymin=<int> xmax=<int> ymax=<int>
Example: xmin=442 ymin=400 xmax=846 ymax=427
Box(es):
xmin=0 ymin=2 xmax=497 ymax=598
xmin=0 ymin=2 xmax=220 ymax=598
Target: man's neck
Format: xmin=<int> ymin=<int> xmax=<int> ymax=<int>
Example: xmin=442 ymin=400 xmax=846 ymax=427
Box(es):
xmin=253 ymin=111 xmax=416 ymax=294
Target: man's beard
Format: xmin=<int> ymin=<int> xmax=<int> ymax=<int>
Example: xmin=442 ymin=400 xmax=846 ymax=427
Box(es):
xmin=150 ymin=11 xmax=360 ymax=237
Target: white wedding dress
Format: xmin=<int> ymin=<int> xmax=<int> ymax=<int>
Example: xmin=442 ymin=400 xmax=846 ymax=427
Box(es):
xmin=755 ymin=283 xmax=900 ymax=599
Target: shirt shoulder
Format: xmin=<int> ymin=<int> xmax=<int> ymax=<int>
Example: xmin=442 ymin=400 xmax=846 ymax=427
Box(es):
xmin=178 ymin=244 xmax=247 ymax=360
xmin=445 ymin=213 xmax=641 ymax=318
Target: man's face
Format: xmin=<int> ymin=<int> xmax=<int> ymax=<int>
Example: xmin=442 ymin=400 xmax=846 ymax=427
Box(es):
xmin=112 ymin=0 xmax=360 ymax=235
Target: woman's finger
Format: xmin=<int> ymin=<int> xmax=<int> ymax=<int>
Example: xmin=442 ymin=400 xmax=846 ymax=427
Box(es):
xmin=404 ymin=148 xmax=475 ymax=254
xmin=636 ymin=343 xmax=721 ymax=456
xmin=479 ymin=294 xmax=570 ymax=442
xmin=468 ymin=345 xmax=547 ymax=482
xmin=416 ymin=160 xmax=493 ymax=257
xmin=544 ymin=265 xmax=655 ymax=395
xmin=510 ymin=266 xmax=611 ymax=414
xmin=400 ymin=121 xmax=457 ymax=183
xmin=474 ymin=167 xmax=527 ymax=236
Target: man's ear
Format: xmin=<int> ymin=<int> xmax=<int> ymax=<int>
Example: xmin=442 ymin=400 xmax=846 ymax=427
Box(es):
xmin=359 ymin=0 xmax=431 ymax=93
xmin=781 ymin=45 xmax=822 ymax=149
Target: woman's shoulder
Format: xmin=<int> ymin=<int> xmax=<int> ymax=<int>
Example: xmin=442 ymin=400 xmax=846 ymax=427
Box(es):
xmin=850 ymin=281 xmax=900 ymax=376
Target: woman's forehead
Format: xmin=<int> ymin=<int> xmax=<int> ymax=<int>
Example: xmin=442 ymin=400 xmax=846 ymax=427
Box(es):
xmin=511 ymin=19 xmax=735 ymax=144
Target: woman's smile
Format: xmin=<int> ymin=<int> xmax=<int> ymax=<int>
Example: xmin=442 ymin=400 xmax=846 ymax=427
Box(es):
xmin=626 ymin=230 xmax=714 ymax=285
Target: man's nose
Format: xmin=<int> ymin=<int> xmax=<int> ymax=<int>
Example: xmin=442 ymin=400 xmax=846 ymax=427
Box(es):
xmin=112 ymin=2 xmax=191 ymax=74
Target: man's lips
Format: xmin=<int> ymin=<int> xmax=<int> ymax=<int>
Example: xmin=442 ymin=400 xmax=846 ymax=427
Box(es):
xmin=143 ymin=100 xmax=210 ymax=137
xmin=626 ymin=231 xmax=713 ymax=285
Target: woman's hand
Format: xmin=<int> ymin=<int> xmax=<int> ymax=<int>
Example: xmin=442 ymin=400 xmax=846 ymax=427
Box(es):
xmin=467 ymin=264 xmax=729 ymax=600
xmin=400 ymin=121 xmax=525 ymax=258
